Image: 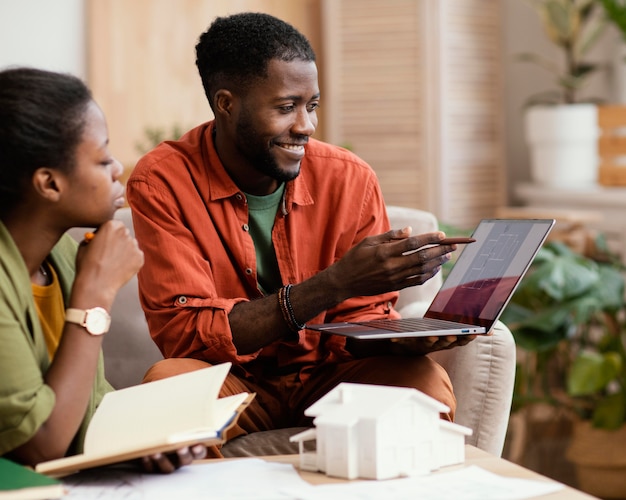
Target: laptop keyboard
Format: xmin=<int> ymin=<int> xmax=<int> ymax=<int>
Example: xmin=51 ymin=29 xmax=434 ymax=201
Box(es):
xmin=352 ymin=317 xmax=470 ymax=333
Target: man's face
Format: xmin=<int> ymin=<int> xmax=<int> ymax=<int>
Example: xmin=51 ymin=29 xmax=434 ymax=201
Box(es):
xmin=229 ymin=59 xmax=320 ymax=193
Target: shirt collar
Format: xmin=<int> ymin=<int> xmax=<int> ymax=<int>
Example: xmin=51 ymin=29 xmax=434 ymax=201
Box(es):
xmin=203 ymin=121 xmax=314 ymax=211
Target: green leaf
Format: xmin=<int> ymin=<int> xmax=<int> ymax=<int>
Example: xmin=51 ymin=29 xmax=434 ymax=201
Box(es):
xmin=534 ymin=253 xmax=599 ymax=302
xmin=592 ymin=392 xmax=626 ymax=429
xmin=572 ymin=62 xmax=601 ymax=78
xmin=580 ymin=0 xmax=599 ymax=19
xmin=544 ymin=0 xmax=576 ymax=42
xmin=598 ymin=333 xmax=626 ymax=354
xmin=507 ymin=305 xmax=576 ymax=351
xmin=577 ymin=18 xmax=608 ymax=56
xmin=520 ymin=0 xmax=607 ymax=103
xmin=568 ymin=351 xmax=621 ymax=395
xmin=594 ymin=265 xmax=626 ymax=312
xmin=515 ymin=52 xmax=562 ymax=74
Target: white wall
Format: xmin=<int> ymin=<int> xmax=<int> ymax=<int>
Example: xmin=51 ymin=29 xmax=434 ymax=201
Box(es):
xmin=0 ymin=0 xmax=85 ymax=77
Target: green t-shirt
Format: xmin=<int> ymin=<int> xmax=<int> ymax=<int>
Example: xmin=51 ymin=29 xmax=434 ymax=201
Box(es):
xmin=245 ymin=184 xmax=285 ymax=295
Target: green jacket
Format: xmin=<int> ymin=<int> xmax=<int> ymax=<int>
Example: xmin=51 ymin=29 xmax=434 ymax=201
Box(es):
xmin=0 ymin=221 xmax=112 ymax=457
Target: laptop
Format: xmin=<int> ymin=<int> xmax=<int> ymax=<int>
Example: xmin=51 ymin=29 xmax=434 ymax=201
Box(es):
xmin=307 ymin=218 xmax=555 ymax=339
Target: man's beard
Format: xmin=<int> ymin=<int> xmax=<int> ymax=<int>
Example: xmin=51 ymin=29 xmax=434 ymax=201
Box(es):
xmin=235 ymin=116 xmax=301 ymax=183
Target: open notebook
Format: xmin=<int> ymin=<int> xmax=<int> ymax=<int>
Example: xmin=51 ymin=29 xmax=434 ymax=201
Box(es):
xmin=307 ymin=218 xmax=554 ymax=339
xmin=36 ymin=363 xmax=253 ymax=477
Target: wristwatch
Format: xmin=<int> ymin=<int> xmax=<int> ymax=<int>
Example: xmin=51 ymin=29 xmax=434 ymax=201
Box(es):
xmin=65 ymin=307 xmax=111 ymax=335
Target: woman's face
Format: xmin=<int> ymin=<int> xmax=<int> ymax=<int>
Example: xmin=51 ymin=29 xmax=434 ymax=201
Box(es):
xmin=60 ymin=101 xmax=125 ymax=227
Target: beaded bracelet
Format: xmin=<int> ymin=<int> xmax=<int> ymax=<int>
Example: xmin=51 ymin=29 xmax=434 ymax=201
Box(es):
xmin=277 ymin=285 xmax=291 ymax=330
xmin=278 ymin=284 xmax=306 ymax=332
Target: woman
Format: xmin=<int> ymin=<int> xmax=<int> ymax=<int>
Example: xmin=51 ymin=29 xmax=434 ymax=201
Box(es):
xmin=0 ymin=67 xmax=205 ymax=471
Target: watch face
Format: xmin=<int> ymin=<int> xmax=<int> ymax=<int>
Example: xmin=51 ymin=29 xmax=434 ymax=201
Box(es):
xmin=85 ymin=307 xmax=111 ymax=335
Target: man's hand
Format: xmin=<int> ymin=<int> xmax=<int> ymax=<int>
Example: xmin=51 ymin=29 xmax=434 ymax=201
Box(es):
xmin=327 ymin=228 xmax=456 ymax=302
xmin=389 ymin=334 xmax=478 ymax=356
xmin=139 ymin=444 xmax=207 ymax=474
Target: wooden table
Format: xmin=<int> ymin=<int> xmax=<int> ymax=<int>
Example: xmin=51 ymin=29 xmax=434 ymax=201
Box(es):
xmin=250 ymin=445 xmax=598 ymax=499
xmin=62 ymin=445 xmax=598 ymax=498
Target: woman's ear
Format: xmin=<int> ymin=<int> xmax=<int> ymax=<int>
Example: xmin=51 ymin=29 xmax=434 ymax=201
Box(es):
xmin=32 ymin=168 xmax=64 ymax=202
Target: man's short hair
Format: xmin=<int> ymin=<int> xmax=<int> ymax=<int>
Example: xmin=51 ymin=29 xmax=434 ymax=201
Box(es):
xmin=195 ymin=12 xmax=316 ymax=110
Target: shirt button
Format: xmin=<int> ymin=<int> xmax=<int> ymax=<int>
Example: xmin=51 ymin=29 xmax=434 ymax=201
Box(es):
xmin=387 ymin=301 xmax=393 ymax=309
xmin=245 ymin=268 xmax=253 ymax=275
xmin=235 ymin=193 xmax=243 ymax=201
xmin=242 ymin=224 xmax=249 ymax=232
xmin=178 ymin=296 xmax=188 ymax=304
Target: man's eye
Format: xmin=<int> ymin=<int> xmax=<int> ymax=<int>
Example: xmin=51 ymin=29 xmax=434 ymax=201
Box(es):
xmin=308 ymin=102 xmax=320 ymax=112
xmin=279 ymin=105 xmax=295 ymax=112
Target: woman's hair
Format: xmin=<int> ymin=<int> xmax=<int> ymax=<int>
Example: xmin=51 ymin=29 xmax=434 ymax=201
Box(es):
xmin=195 ymin=12 xmax=316 ymax=110
xmin=0 ymin=67 xmax=92 ymax=215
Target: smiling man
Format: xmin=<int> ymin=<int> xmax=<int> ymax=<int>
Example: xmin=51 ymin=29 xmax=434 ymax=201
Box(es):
xmin=126 ymin=12 xmax=473 ymax=458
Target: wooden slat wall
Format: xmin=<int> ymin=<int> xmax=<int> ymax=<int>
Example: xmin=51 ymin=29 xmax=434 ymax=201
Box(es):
xmin=322 ymin=0 xmax=506 ymax=228
xmin=439 ymin=1 xmax=506 ymax=226
xmin=322 ymin=0 xmax=429 ymax=209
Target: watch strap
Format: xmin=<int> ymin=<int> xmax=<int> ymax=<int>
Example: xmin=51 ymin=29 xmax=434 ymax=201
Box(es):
xmin=65 ymin=308 xmax=88 ymax=326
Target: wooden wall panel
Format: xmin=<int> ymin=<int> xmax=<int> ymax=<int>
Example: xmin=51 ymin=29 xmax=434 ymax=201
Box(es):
xmin=438 ymin=1 xmax=506 ymax=226
xmin=87 ymin=0 xmax=321 ymax=167
xmin=322 ymin=0 xmax=428 ymax=210
xmin=322 ymin=0 xmax=506 ymax=228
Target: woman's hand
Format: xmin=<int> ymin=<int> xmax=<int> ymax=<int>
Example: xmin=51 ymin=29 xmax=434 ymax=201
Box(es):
xmin=139 ymin=444 xmax=208 ymax=474
xmin=72 ymin=219 xmax=144 ymax=311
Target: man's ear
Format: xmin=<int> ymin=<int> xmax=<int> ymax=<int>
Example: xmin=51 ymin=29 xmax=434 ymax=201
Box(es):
xmin=32 ymin=167 xmax=64 ymax=202
xmin=214 ymin=89 xmax=235 ymax=118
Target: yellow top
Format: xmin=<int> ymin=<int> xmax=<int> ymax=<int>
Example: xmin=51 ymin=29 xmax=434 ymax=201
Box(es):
xmin=31 ymin=263 xmax=64 ymax=360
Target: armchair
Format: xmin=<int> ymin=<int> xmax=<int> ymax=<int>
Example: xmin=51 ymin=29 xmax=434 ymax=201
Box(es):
xmin=70 ymin=205 xmax=515 ymax=458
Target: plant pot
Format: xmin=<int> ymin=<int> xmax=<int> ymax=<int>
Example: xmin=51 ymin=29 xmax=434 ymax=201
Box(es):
xmin=525 ymin=104 xmax=599 ymax=188
xmin=504 ymin=404 xmax=578 ymax=488
xmin=566 ymin=420 xmax=626 ymax=499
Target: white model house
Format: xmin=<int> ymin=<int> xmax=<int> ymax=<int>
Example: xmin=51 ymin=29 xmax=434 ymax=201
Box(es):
xmin=289 ymin=382 xmax=472 ymax=480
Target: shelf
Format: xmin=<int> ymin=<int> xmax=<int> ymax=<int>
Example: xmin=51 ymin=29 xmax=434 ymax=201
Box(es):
xmin=513 ymin=182 xmax=626 ymax=264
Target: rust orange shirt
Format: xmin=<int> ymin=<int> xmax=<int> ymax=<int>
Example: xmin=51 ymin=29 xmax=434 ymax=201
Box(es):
xmin=127 ymin=121 xmax=400 ymax=375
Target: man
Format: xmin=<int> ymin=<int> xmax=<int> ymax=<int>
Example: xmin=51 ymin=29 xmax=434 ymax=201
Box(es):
xmin=127 ymin=12 xmax=474 ymax=456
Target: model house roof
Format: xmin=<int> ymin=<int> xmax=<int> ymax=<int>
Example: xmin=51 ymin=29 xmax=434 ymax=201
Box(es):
xmin=304 ymin=382 xmax=450 ymax=424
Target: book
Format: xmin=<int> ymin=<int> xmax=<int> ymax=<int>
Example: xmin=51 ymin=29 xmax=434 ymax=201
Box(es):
xmin=0 ymin=458 xmax=65 ymax=499
xmin=35 ymin=362 xmax=253 ymax=477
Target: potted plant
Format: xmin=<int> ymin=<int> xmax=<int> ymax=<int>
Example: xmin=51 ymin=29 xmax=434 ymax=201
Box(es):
xmin=134 ymin=124 xmax=186 ymax=156
xmin=502 ymin=239 xmax=622 ymax=406
xmin=565 ymin=263 xmax=626 ymax=499
xmin=519 ymin=0 xmax=607 ymax=187
xmin=501 ymin=236 xmax=626 ymax=497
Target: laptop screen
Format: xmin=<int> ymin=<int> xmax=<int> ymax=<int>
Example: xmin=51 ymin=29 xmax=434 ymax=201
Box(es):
xmin=424 ymin=219 xmax=554 ymax=329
